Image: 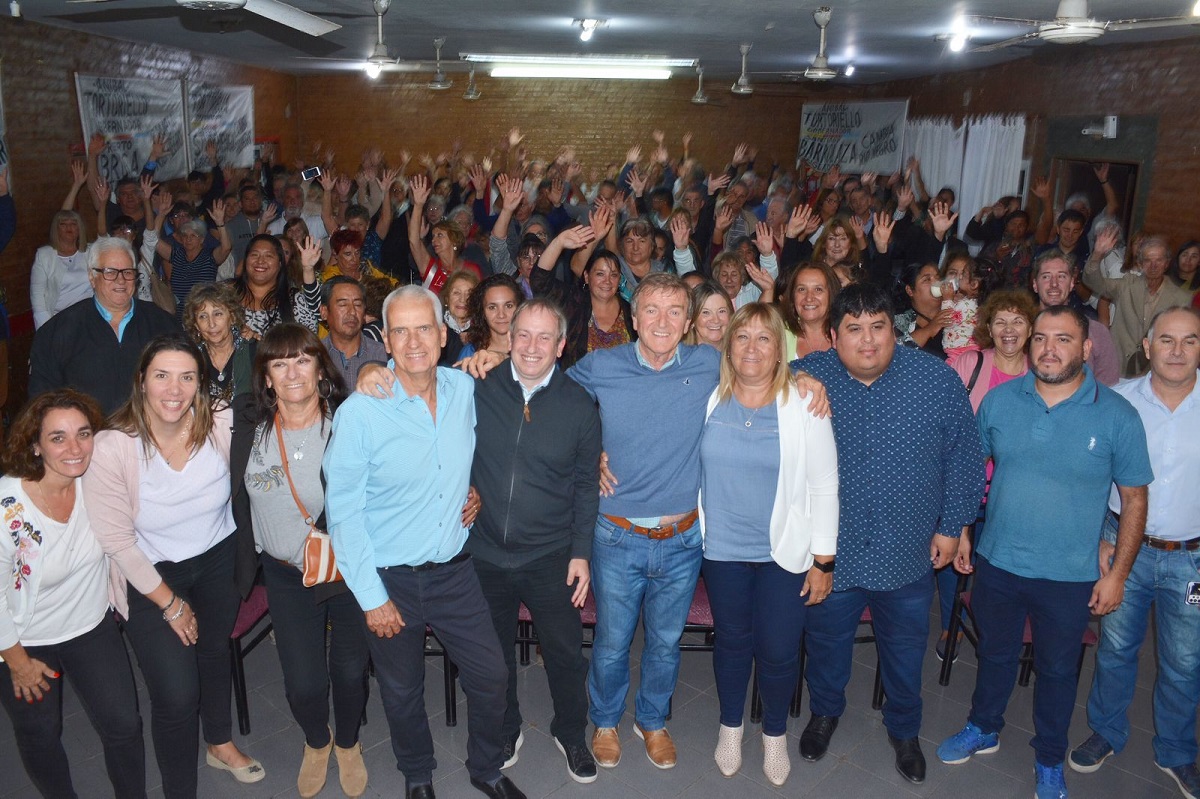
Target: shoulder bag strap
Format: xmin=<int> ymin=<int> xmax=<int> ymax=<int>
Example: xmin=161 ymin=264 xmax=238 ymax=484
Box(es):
xmin=965 ymin=350 xmax=985 ymax=394
xmin=274 ymin=414 xmax=315 ymax=526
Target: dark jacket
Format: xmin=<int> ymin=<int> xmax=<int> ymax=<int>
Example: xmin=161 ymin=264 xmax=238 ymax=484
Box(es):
xmin=529 ymin=266 xmax=635 ymax=369
xmin=230 ymin=394 xmax=347 ymax=602
xmin=28 ymin=297 xmax=180 ymax=414
xmin=469 ymin=363 xmax=602 ymax=569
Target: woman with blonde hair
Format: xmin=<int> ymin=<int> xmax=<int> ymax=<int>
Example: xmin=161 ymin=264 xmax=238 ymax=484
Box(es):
xmin=700 ymin=303 xmax=838 ymax=787
xmin=83 ymin=334 xmax=262 ymax=798
xmin=31 ymin=210 xmax=90 ymax=328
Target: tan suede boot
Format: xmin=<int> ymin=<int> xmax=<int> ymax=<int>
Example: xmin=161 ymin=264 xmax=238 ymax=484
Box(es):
xmin=297 ymin=733 xmax=333 ymax=798
xmin=335 ymin=741 xmax=369 ymax=797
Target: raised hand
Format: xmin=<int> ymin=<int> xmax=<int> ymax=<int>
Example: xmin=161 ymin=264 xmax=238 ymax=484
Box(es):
xmin=588 ymin=204 xmax=614 ymax=240
xmin=87 ymin=132 xmax=107 ymax=158
xmin=896 ymin=184 xmax=915 ymax=212
xmin=550 ymin=177 xmax=566 ymax=206
xmin=153 ymin=188 xmax=174 ymax=216
xmin=653 ymin=144 xmax=669 ymax=165
xmin=670 ymin=213 xmax=691 ymax=250
xmin=92 ymin=176 xmax=111 ymax=207
xmin=1092 ymin=162 xmax=1110 ymax=183
xmin=1093 ymin=225 xmax=1119 ymax=259
xmin=1031 ymin=176 xmax=1051 ymax=201
xmin=625 ymin=144 xmax=642 ymax=166
xmin=409 ymin=173 xmax=431 ymax=206
xmin=139 ymin=174 xmax=157 ymax=200
xmin=70 ymin=159 xmax=88 ymax=188
xmin=652 ymin=130 xmax=665 ymax=145
xmin=317 ymin=169 xmax=337 ymax=192
xmin=260 ymin=201 xmax=279 ymax=226
xmin=861 ymin=171 xmax=878 ymax=188
xmin=507 ymin=127 xmax=524 ymax=149
xmin=208 ymin=201 xmax=227 ymax=227
xmin=565 ymin=161 xmax=583 ymax=183
xmin=754 ymin=220 xmax=775 ymax=256
xmin=746 ymin=261 xmax=774 ymax=292
xmin=204 ymin=139 xmax=218 ymax=166
xmin=378 ymin=167 xmax=402 ymax=192
xmin=682 ymin=131 xmax=693 ymax=150
xmin=732 ymin=142 xmax=750 ymax=165
xmin=715 ymin=204 xmax=736 ymax=233
xmin=468 ymin=163 xmax=488 ymax=195
xmin=906 ymin=155 xmax=921 ymax=176
xmin=822 ymin=164 xmax=842 ymax=189
xmin=872 ymin=211 xmax=895 ymax=252
xmin=626 ymin=169 xmax=647 ymax=197
xmin=848 ymin=214 xmax=866 ymax=246
xmin=929 ymin=201 xmax=958 ymax=237
xmin=707 ymin=172 xmax=731 ymax=196
xmin=148 ymin=133 xmax=168 ymax=163
xmin=559 ymin=225 xmax=596 ymax=250
xmin=786 ymin=204 xmax=815 ymax=239
xmin=497 ymin=174 xmax=525 ymax=210
xmin=300 ymin=235 xmax=322 ymax=269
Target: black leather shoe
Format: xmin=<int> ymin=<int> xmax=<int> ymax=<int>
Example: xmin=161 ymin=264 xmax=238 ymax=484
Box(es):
xmin=407 ymin=784 xmax=436 ymax=799
xmin=469 ymin=775 xmax=528 ymax=799
xmin=799 ymin=715 xmax=839 ymax=762
xmin=889 ymin=736 xmax=926 ymax=784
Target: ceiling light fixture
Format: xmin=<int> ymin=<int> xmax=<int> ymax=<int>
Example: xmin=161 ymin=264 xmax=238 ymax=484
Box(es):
xmin=490 ymin=65 xmax=670 ymax=80
xmin=364 ymin=62 xmax=383 ymax=79
xmin=949 ymin=34 xmax=967 ymax=52
xmin=844 ymin=63 xmax=855 ymax=76
xmin=1194 ymin=0 xmax=1200 ymax=16
xmin=461 ymin=53 xmax=697 ymax=68
xmin=576 ymin=18 xmax=606 ymax=42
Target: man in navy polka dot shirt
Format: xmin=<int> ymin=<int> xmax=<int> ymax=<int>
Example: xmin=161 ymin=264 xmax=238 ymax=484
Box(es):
xmin=791 ymin=283 xmax=986 ymax=785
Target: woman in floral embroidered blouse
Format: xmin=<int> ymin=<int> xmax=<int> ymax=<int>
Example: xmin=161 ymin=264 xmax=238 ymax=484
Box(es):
xmin=0 ymin=389 xmax=145 ymax=798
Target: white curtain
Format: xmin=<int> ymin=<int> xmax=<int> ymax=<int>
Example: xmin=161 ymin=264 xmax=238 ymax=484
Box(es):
xmin=958 ymin=114 xmax=1027 ymax=240
xmin=903 ymin=116 xmax=965 ymax=209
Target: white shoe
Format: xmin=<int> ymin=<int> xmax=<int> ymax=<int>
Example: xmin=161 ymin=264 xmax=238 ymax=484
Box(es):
xmin=762 ymin=733 xmax=791 ymax=787
xmin=714 ymin=723 xmax=743 ymax=777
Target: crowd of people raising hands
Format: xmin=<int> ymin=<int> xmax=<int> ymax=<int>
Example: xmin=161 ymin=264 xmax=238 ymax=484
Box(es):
xmin=2 ymin=120 xmax=1199 ymax=799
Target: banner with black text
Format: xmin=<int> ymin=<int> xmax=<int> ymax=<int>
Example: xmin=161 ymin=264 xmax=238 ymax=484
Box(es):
xmin=187 ymin=83 xmax=255 ymax=171
xmin=75 ymin=75 xmax=188 ymax=182
xmin=798 ymin=99 xmax=909 ymax=175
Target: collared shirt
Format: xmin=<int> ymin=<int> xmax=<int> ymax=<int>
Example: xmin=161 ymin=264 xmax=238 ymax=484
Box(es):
xmin=1110 ymin=372 xmax=1200 ymax=540
xmin=978 ymin=366 xmax=1153 ymax=582
xmin=568 ymin=342 xmax=719 ymax=519
xmin=634 ymin=342 xmax=681 ymax=371
xmin=324 ymin=365 xmax=475 ymax=611
xmin=321 ymin=334 xmax=387 ymax=390
xmin=795 ymin=346 xmax=985 ymax=591
xmin=509 ymin=361 xmax=554 ymax=403
xmin=93 ymin=298 xmax=135 ymax=342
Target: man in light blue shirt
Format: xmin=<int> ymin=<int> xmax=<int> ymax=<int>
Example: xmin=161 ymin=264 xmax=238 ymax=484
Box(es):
xmin=324 ymin=284 xmax=526 ymax=799
xmin=1071 ymin=307 xmax=1200 ymax=799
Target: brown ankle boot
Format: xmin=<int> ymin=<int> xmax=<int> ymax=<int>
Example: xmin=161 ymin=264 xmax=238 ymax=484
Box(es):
xmin=335 ymin=741 xmax=369 ymax=797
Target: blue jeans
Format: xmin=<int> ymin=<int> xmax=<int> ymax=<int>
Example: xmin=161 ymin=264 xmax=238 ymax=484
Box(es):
xmin=587 ymin=515 xmax=703 ymax=730
xmin=1086 ymin=514 xmax=1200 ymax=768
xmin=702 ymin=558 xmax=808 ymax=736
xmin=968 ymin=556 xmax=1093 ymax=766
xmin=804 ymin=572 xmax=934 ymax=739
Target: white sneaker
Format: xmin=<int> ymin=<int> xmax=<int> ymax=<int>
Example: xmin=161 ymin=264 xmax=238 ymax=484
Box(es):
xmin=762 ymin=733 xmax=791 ymax=787
xmin=714 ymin=723 xmax=743 ymax=777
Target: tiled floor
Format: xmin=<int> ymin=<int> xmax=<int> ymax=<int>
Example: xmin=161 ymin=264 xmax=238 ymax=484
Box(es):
xmin=2 ymin=610 xmax=1191 ymax=798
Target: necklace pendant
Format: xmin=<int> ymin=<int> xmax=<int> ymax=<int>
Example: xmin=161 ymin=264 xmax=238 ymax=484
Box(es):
xmin=745 ymin=419 xmax=753 ymax=428
xmin=293 ymin=451 xmax=304 ymax=461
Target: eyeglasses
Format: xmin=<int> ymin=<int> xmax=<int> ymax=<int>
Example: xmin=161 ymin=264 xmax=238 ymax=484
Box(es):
xmin=93 ymin=268 xmax=137 ymax=281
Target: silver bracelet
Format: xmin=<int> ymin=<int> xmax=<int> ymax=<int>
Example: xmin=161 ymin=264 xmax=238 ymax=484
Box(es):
xmin=165 ymin=597 xmax=188 ymax=623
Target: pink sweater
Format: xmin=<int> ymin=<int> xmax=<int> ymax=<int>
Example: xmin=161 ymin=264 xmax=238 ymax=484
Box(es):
xmin=82 ymin=407 xmax=232 ymax=618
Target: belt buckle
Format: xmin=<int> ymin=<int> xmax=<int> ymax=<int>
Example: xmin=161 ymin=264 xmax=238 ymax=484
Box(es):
xmin=647 ymin=524 xmax=673 ymax=540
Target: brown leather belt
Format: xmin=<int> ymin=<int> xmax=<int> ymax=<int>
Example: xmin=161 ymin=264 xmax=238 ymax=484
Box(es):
xmin=603 ymin=511 xmax=699 ymax=540
xmin=1110 ymin=512 xmax=1200 ymax=551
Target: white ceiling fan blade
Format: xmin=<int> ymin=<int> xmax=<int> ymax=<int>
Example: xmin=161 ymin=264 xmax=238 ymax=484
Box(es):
xmin=244 ymin=0 xmax=340 ymax=37
xmin=64 ymin=0 xmax=124 ymax=4
xmin=966 ymin=15 xmax=1045 ymax=27
xmin=969 ymin=32 xmax=1040 ymax=53
xmin=1106 ymin=17 xmax=1198 ymax=32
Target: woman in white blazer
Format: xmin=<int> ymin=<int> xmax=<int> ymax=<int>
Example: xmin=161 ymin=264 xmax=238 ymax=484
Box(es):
xmin=30 ymin=211 xmax=91 ymax=328
xmin=698 ymin=302 xmax=839 ymax=787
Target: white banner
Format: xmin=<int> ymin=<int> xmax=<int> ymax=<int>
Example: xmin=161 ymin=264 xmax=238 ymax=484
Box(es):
xmin=187 ymin=83 xmax=255 ymax=171
xmin=798 ymin=99 xmax=909 ymax=175
xmin=75 ymin=75 xmax=189 ymax=182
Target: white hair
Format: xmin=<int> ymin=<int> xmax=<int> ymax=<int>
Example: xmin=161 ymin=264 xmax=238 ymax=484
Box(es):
xmin=381 ymin=284 xmax=443 ymax=333
xmin=87 ymin=235 xmax=136 ymax=271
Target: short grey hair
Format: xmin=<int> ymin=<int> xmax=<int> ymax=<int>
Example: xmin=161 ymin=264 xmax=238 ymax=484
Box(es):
xmin=180 ymin=218 xmax=208 ymax=239
xmin=511 ymin=296 xmax=568 ymax=342
xmin=381 ymin=284 xmax=443 ymax=333
xmin=87 ymin=235 xmax=136 ymax=272
xmin=1146 ymin=306 xmax=1200 ymax=341
xmin=630 ymin=272 xmax=692 ymax=318
xmin=1136 ymin=235 xmax=1170 ymax=264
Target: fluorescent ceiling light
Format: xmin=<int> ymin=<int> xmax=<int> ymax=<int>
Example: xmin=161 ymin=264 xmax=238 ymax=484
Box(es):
xmin=461 ymin=53 xmax=697 ymax=69
xmin=949 ymin=34 xmax=967 ymax=52
xmin=364 ymin=62 xmax=383 ymax=79
xmin=490 ymin=65 xmax=671 ymax=80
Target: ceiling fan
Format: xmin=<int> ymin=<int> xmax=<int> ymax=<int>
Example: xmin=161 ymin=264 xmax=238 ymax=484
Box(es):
xmin=63 ymin=0 xmax=341 ymax=37
xmin=802 ymin=6 xmax=838 ymax=80
xmin=967 ymin=0 xmax=1198 ymax=53
xmin=731 ymin=44 xmax=754 ymax=95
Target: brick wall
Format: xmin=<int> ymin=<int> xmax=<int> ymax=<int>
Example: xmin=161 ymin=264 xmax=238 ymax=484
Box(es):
xmin=0 ymin=16 xmax=298 ymax=409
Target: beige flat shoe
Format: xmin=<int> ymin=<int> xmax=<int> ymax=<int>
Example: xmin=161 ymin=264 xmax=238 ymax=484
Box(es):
xmin=206 ymin=750 xmax=267 ymax=784
xmin=762 ymin=732 xmax=792 ymax=787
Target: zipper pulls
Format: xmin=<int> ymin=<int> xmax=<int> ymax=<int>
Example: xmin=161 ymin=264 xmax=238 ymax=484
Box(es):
xmin=523 ymin=402 xmax=531 ymax=423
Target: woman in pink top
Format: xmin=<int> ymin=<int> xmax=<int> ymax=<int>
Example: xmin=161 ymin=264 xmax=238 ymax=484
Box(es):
xmin=83 ymin=334 xmax=262 ymax=797
xmin=937 ymin=289 xmax=1038 ymax=661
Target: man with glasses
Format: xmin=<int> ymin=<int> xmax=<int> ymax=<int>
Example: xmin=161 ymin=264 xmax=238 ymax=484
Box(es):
xmin=29 ymin=236 xmax=179 ymax=413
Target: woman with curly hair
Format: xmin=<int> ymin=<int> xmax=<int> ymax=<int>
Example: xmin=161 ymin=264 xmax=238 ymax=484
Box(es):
xmin=183 ymin=282 xmax=256 ymax=402
xmin=458 ymin=274 xmax=522 ymax=360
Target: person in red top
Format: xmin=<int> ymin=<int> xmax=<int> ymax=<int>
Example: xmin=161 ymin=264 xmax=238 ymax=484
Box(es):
xmin=407 ymin=174 xmax=483 ymax=294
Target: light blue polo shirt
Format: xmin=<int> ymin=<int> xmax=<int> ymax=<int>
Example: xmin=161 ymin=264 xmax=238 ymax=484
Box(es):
xmin=976 ymin=366 xmax=1153 ymax=582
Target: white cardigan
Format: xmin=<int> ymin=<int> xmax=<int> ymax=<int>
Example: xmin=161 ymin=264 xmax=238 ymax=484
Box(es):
xmin=699 ymin=387 xmax=839 ymax=573
xmin=31 ymin=245 xmax=93 ymax=328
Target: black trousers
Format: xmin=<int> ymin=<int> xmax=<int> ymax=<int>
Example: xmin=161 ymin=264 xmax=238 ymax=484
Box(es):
xmin=473 ymin=550 xmax=589 ymax=745
xmin=123 ymin=534 xmax=239 ymax=799
xmin=367 ymin=555 xmax=508 ymax=786
xmin=0 ymin=614 xmax=145 ymax=799
xmin=261 ymin=556 xmax=370 ymax=749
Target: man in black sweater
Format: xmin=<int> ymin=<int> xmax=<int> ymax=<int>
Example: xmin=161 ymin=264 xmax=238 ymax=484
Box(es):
xmin=29 ymin=237 xmax=180 ymax=413
xmin=469 ymin=297 xmax=602 ymax=785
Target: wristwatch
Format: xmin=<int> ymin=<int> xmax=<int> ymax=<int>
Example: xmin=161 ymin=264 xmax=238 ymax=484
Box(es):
xmin=811 ymin=559 xmax=835 ymax=574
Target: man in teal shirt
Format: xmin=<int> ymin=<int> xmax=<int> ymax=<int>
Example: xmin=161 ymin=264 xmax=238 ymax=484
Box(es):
xmin=937 ymin=305 xmax=1152 ymax=799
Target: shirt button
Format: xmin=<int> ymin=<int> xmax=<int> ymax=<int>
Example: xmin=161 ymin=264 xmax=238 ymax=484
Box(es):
xmin=439 ymin=494 xmax=443 ymax=498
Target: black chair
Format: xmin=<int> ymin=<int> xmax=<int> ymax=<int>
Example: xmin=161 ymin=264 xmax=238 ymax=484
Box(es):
xmin=230 ymin=585 xmax=272 ymax=735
